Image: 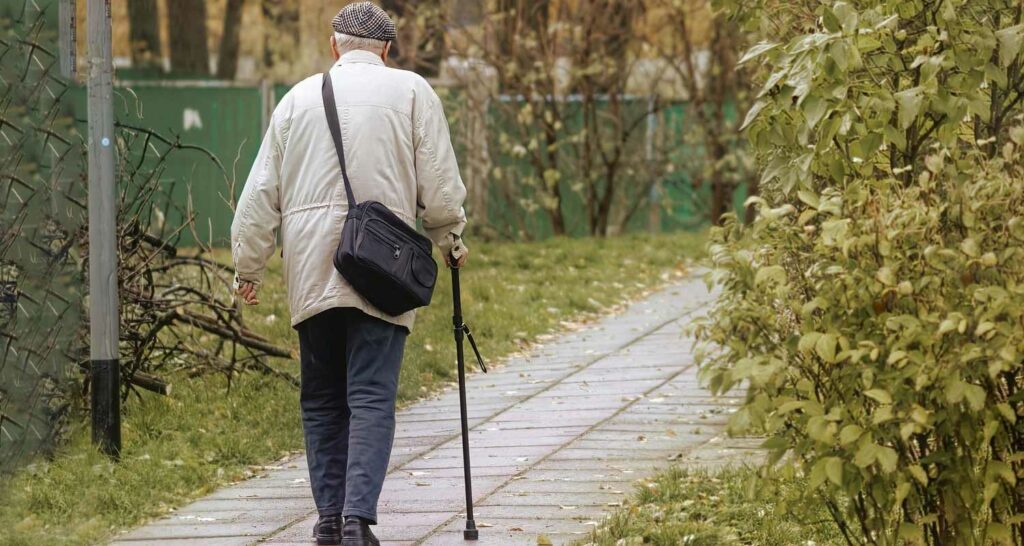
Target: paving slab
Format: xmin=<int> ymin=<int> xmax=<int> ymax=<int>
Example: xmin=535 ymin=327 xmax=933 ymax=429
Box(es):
xmin=111 ymin=273 xmax=754 ymax=546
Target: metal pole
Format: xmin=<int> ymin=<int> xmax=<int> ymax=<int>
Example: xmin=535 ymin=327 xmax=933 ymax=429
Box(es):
xmin=87 ymin=0 xmax=121 ymax=458
xmin=450 ymin=262 xmax=478 ymax=540
xmin=58 ymin=0 xmax=77 ymax=81
xmin=646 ymin=94 xmax=661 ymax=234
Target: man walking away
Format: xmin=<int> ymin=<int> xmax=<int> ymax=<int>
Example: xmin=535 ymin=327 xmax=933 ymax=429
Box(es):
xmin=230 ymin=3 xmax=469 ymax=545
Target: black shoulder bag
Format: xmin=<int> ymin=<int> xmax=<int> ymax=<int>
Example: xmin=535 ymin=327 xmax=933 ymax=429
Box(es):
xmin=322 ymin=72 xmax=438 ymax=316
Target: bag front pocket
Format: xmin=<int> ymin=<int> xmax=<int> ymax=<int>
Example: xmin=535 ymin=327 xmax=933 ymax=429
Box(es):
xmin=357 ymin=223 xmax=404 ymax=278
xmin=410 ymin=252 xmax=437 ymax=288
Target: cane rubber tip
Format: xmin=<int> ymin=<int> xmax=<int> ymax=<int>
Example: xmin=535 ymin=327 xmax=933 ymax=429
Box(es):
xmin=464 ymin=528 xmax=479 ymax=540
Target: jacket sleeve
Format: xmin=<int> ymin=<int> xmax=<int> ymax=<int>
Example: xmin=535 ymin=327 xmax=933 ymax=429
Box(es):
xmin=231 ymin=109 xmax=284 ymax=286
xmin=413 ymin=87 xmax=468 ymax=254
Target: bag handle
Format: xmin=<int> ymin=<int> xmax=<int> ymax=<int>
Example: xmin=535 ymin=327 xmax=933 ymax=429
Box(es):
xmin=322 ymin=72 xmax=357 ymax=208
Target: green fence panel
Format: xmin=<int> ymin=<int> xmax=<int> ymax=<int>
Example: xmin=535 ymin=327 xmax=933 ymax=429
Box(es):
xmin=67 ymin=80 xmax=747 ymax=245
xmin=68 ymin=83 xmax=264 ymax=246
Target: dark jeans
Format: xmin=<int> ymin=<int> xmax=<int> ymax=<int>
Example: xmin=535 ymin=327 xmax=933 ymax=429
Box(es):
xmin=296 ymin=307 xmax=408 ymax=523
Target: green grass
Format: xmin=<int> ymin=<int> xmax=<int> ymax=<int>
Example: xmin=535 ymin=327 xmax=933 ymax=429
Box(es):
xmin=579 ymin=466 xmax=845 ymax=546
xmin=0 ymin=232 xmax=705 ymax=546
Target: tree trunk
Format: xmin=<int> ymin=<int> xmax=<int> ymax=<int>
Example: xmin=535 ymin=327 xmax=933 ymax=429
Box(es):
xmin=548 ymin=206 xmax=566 ymax=236
xmin=418 ymin=0 xmax=444 ymax=78
xmin=127 ymin=0 xmax=161 ymax=69
xmin=495 ymin=0 xmax=550 ymax=90
xmin=379 ymin=0 xmax=405 ymax=59
xmin=168 ymin=0 xmax=210 ymax=76
xmin=710 ymin=179 xmax=727 ymax=225
xmin=380 ymin=0 xmax=444 ymax=77
xmin=708 ymin=22 xmax=738 ymax=226
xmin=216 ymin=0 xmax=246 ymax=79
xmin=543 ymin=104 xmax=566 ymax=236
xmin=261 ymin=0 xmax=299 ymax=79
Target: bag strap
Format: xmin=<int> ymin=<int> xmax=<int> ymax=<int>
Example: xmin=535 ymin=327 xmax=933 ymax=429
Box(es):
xmin=322 ymin=72 xmax=357 ymax=207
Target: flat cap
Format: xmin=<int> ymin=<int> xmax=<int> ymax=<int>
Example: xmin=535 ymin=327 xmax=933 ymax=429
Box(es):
xmin=331 ymin=2 xmax=397 ymax=42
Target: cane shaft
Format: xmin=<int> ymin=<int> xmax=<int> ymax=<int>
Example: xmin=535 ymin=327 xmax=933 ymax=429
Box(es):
xmin=451 ymin=266 xmax=478 ymax=538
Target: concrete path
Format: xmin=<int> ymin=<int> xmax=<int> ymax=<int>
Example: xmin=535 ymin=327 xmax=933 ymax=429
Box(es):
xmin=111 ymin=273 xmax=759 ymax=546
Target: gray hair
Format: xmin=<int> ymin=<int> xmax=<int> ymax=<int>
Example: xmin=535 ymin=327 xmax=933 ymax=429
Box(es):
xmin=333 ymin=32 xmax=388 ymax=55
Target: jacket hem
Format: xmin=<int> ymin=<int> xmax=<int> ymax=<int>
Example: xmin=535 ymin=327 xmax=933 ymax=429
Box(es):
xmin=290 ymin=295 xmax=416 ymax=331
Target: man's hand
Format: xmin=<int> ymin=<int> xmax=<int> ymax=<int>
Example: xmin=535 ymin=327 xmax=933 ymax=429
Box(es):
xmin=444 ymin=237 xmax=469 ymax=268
xmin=445 ymin=251 xmax=468 ymax=268
xmin=236 ymin=280 xmax=260 ymax=305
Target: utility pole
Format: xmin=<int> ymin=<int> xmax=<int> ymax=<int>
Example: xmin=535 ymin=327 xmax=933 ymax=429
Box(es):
xmin=58 ymin=0 xmax=76 ymax=80
xmin=87 ymin=0 xmax=121 ymax=457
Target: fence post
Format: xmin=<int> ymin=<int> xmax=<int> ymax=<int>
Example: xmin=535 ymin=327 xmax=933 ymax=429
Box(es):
xmin=86 ymin=0 xmax=121 ymax=458
xmin=646 ymin=95 xmax=661 ymax=234
xmin=259 ymin=79 xmax=274 ymax=136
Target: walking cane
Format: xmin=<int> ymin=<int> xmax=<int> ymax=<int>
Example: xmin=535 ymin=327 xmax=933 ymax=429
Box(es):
xmin=449 ymin=252 xmax=487 ymax=541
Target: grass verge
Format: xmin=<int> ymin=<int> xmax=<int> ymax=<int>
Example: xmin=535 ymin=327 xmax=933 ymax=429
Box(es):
xmin=579 ymin=465 xmax=845 ymax=546
xmin=0 ymin=232 xmax=704 ymax=546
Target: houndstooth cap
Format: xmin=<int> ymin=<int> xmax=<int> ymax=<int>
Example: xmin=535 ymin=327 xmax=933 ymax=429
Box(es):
xmin=331 ymin=2 xmax=397 ymax=42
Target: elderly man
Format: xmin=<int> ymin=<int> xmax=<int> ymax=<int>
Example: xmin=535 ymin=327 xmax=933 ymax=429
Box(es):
xmin=230 ymin=3 xmax=468 ymax=545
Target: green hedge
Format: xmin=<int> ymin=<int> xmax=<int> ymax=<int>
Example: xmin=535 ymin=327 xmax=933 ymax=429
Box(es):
xmin=698 ymin=0 xmax=1024 ymax=544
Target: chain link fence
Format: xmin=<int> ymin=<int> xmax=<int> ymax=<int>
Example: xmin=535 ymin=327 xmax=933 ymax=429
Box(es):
xmin=0 ymin=1 xmax=86 ymax=475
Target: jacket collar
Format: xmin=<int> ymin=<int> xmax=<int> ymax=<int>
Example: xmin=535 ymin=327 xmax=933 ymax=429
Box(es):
xmin=336 ymin=50 xmax=386 ymax=67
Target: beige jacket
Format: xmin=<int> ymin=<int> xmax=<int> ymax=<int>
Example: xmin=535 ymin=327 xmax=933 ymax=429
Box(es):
xmin=231 ymin=50 xmax=467 ymax=330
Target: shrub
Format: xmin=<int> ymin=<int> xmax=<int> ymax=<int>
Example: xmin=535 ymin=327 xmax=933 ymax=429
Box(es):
xmin=696 ymin=0 xmax=1024 ymax=544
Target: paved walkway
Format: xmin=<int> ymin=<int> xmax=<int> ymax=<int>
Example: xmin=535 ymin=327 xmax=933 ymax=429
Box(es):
xmin=111 ymin=273 xmax=760 ymax=546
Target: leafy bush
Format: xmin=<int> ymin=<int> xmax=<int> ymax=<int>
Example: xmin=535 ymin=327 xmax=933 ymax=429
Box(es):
xmin=697 ymin=0 xmax=1024 ymax=544
xmin=580 ymin=466 xmax=842 ymax=546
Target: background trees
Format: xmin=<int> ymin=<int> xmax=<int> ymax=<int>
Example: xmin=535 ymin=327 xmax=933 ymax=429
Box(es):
xmin=650 ymin=2 xmax=754 ymax=225
xmin=107 ymin=0 xmax=753 ymax=237
xmin=442 ymin=0 xmax=752 ymax=237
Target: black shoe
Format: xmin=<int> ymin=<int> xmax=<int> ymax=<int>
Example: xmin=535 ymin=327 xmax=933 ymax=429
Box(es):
xmin=313 ymin=515 xmax=342 ymax=545
xmin=341 ymin=516 xmax=379 ymax=546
